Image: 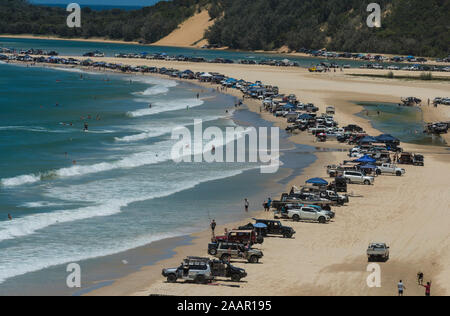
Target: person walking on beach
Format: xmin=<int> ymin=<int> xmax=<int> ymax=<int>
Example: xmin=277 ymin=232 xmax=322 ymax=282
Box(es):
xmin=417 ymin=272 xmax=424 ymax=285
xmin=421 ymin=281 xmax=432 ymax=296
xmin=210 ymin=219 xmax=216 ymax=237
xmin=244 ymin=199 xmax=249 ymax=212
xmin=398 ymin=280 xmax=406 ymax=296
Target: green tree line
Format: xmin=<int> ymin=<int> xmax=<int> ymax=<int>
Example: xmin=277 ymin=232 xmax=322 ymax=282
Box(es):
xmin=0 ymin=0 xmax=448 ymax=57
xmin=205 ymin=0 xmax=449 ymax=57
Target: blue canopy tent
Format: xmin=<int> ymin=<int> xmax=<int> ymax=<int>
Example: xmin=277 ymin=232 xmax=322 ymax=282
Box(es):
xmin=355 ymin=155 xmax=376 ymax=164
xmin=376 ymin=134 xmax=399 ymax=143
xmin=281 ymin=103 xmax=296 ymax=110
xmin=360 ymin=164 xmax=377 ymax=170
xmin=359 ymin=136 xmax=377 ymax=144
xmin=298 ymin=113 xmax=313 ymax=120
xmin=306 ymin=178 xmax=329 ymax=186
xmin=253 ymin=223 xmax=268 ymax=229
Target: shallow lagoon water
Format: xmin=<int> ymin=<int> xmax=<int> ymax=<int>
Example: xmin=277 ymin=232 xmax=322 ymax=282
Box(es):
xmin=356 ymin=101 xmax=447 ymax=147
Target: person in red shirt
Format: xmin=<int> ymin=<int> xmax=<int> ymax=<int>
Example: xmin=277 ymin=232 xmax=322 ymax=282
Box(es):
xmin=421 ymin=281 xmax=432 ymax=296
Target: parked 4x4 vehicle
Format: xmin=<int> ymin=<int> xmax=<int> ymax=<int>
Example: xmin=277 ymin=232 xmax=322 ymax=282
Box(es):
xmin=215 ymin=230 xmax=264 ymax=245
xmin=367 ymin=243 xmax=390 ymax=262
xmin=162 ymin=257 xmax=247 ymax=284
xmin=239 ymin=219 xmax=296 ymax=238
xmin=343 ymin=171 xmax=374 ymax=185
xmin=285 ymin=205 xmax=331 ymax=224
xmin=375 ymin=163 xmax=406 ymax=176
xmin=208 ymin=242 xmax=263 ymax=263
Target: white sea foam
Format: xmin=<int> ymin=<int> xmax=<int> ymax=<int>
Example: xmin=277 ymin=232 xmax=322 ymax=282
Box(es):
xmin=114 ymin=115 xmax=223 ymax=143
xmin=127 ymin=98 xmax=204 ymax=118
xmin=21 ymin=201 xmax=71 ymax=208
xmin=0 ymin=230 xmax=190 ymax=285
xmin=0 ymin=202 xmax=125 ymax=243
xmin=50 ymin=67 xmax=100 ymax=75
xmin=0 ymin=166 xmax=254 ymax=254
xmin=1 ymin=174 xmax=41 ymax=187
xmin=1 ymin=126 xmax=253 ymax=188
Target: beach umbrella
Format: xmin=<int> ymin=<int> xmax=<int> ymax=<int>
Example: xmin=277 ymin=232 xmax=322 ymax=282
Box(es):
xmin=306 ymin=178 xmax=329 ymax=186
xmin=355 ymin=155 xmax=376 ymax=163
xmin=253 ymin=223 xmax=268 ymax=229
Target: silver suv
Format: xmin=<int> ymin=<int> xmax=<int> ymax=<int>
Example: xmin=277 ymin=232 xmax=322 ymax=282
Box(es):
xmin=343 ymin=171 xmax=374 ymax=185
xmin=209 ymin=242 xmax=263 ymax=264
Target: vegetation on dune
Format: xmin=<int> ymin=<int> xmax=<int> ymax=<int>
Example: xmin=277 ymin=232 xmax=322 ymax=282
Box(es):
xmin=0 ymin=0 xmax=209 ymax=43
xmin=0 ymin=0 xmax=449 ymax=57
xmin=205 ymin=0 xmax=450 ymax=57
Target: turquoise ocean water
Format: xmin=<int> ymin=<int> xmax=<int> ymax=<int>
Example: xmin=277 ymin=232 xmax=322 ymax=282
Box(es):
xmin=0 ymin=60 xmax=316 ymax=295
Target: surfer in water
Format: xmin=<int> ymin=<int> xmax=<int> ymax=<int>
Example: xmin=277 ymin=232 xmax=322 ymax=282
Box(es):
xmin=8 ymin=214 xmax=12 ymax=220
xmin=211 ymin=145 xmax=216 ymax=155
xmin=84 ymin=122 xmax=89 ymax=131
xmin=149 ymin=103 xmax=152 ymax=108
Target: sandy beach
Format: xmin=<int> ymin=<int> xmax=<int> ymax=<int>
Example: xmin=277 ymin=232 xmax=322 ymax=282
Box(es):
xmin=41 ymin=56 xmax=448 ymax=296
xmin=4 ymin=54 xmax=450 ymax=296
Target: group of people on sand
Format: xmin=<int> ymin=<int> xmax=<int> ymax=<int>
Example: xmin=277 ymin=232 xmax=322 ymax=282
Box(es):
xmin=398 ymin=272 xmax=432 ymax=296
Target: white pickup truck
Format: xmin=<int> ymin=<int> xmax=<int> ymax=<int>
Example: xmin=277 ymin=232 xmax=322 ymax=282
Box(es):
xmin=286 ymin=206 xmax=331 ymax=224
xmin=375 ymin=163 xmax=405 ymax=176
xmin=367 ymin=243 xmax=390 ymax=262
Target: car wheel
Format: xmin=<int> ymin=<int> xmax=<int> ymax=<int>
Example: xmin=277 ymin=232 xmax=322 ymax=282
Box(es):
xmin=283 ymin=232 xmax=292 ymax=238
xmin=195 ymin=275 xmax=206 ymax=285
xmin=396 ymin=171 xmax=402 ymax=177
xmin=249 ymin=256 xmax=259 ymax=264
xmin=209 ymin=248 xmax=217 ymax=256
xmin=318 ymin=217 xmax=326 ymax=224
xmin=231 ymin=274 xmax=241 ymax=282
xmin=376 ymin=169 xmax=382 ymax=176
xmin=364 ymin=180 xmax=371 ymax=185
xmin=292 ymin=214 xmax=300 ymax=222
xmin=167 ymin=274 xmax=177 ymax=283
xmin=221 ymin=254 xmax=231 ymax=262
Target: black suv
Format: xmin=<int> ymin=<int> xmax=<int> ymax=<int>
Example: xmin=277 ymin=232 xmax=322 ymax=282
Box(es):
xmin=240 ymin=219 xmax=295 ymax=238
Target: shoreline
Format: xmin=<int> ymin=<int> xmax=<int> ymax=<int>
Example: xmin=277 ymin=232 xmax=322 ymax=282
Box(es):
xmin=2 ymin=56 xmax=450 ymax=296
xmin=2 ymin=35 xmax=450 ymax=67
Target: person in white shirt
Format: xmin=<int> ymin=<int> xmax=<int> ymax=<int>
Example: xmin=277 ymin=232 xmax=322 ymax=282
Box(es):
xmin=398 ymin=280 xmax=406 ymax=296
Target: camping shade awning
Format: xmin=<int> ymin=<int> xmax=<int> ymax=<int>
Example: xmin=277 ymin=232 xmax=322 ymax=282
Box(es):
xmin=253 ymin=223 xmax=268 ymax=229
xmin=359 ymin=136 xmax=377 ymax=143
xmin=376 ymin=134 xmax=399 ymax=143
xmin=306 ymin=178 xmax=329 ymax=186
xmin=355 ymin=155 xmax=376 ymax=163
xmin=298 ymin=114 xmax=313 ymax=120
xmin=360 ymin=164 xmax=377 ymax=169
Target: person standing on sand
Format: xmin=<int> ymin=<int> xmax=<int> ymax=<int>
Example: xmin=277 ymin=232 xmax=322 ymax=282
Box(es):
xmin=421 ymin=281 xmax=432 ymax=296
xmin=210 ymin=219 xmax=216 ymax=236
xmin=417 ymin=272 xmax=424 ymax=285
xmin=398 ymin=280 xmax=406 ymax=296
xmin=244 ymin=199 xmax=249 ymax=212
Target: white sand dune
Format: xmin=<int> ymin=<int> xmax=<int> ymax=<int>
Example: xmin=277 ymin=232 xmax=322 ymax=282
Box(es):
xmin=152 ymin=10 xmax=215 ymax=48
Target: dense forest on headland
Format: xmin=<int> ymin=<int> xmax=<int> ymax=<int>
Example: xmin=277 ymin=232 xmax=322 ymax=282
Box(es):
xmin=0 ymin=0 xmax=449 ymax=57
xmin=0 ymin=0 xmax=208 ymax=43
